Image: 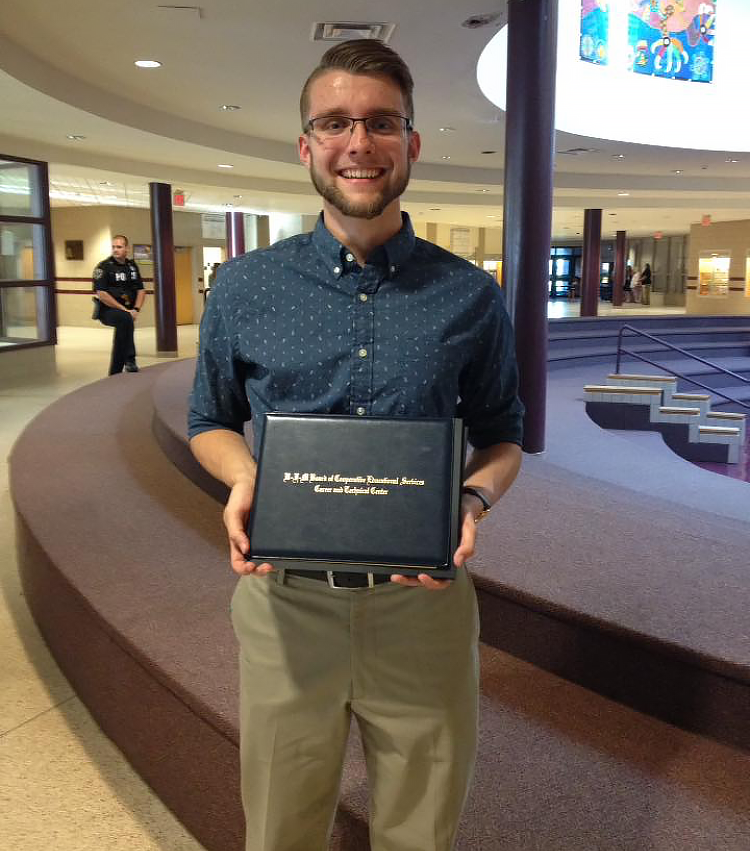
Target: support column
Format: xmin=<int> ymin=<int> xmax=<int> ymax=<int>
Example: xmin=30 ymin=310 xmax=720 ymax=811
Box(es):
xmin=501 ymin=0 xmax=558 ymax=454
xmin=256 ymin=215 xmax=270 ymax=249
xmin=613 ymin=229 xmax=626 ymax=307
xmin=225 ymin=211 xmax=245 ymax=259
xmin=149 ymin=182 xmax=177 ymax=356
xmin=476 ymin=227 xmax=486 ymax=268
xmin=580 ymin=208 xmax=602 ymax=317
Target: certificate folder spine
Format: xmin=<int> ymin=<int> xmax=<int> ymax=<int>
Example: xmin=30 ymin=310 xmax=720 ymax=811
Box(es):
xmin=248 ymin=414 xmax=464 ymax=579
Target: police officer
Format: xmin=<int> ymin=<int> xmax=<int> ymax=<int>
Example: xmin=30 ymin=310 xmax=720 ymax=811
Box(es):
xmin=93 ymin=234 xmax=145 ymax=375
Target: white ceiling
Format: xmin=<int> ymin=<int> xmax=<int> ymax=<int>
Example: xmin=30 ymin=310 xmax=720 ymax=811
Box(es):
xmin=1 ymin=0 xmax=749 ymax=240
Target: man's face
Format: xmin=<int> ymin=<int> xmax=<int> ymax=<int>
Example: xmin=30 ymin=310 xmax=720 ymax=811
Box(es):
xmin=112 ymin=239 xmax=128 ymax=261
xmin=298 ymin=71 xmax=420 ymax=220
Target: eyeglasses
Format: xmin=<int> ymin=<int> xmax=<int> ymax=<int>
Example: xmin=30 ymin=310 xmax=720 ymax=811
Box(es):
xmin=305 ymin=114 xmax=413 ymax=139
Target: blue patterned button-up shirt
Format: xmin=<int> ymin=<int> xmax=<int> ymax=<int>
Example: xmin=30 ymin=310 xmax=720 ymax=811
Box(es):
xmin=188 ymin=213 xmax=523 ymax=450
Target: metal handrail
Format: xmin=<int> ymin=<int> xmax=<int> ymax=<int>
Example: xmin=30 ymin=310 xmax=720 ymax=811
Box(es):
xmin=615 ymin=324 xmax=750 ymax=411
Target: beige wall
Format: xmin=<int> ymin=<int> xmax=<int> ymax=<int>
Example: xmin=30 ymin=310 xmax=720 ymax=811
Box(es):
xmin=412 ymin=222 xmax=503 ymax=260
xmin=52 ymin=206 xmax=224 ymax=327
xmin=686 ymin=219 xmax=750 ymax=316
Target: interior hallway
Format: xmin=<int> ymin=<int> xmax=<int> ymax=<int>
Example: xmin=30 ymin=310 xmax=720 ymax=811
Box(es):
xmin=0 ymin=300 xmax=682 ymax=848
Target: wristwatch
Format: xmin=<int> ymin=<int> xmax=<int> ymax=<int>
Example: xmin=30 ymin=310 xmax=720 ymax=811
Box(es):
xmin=462 ymin=486 xmax=492 ymax=522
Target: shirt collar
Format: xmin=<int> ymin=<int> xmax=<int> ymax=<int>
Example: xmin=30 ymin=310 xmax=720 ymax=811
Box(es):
xmin=312 ymin=212 xmax=416 ymax=280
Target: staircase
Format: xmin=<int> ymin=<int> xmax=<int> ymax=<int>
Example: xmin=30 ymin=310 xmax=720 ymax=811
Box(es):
xmin=584 ymin=373 xmax=746 ymax=464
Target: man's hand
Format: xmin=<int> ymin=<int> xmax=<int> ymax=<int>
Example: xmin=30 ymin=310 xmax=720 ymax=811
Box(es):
xmin=129 ymin=309 xmax=139 ymax=320
xmin=390 ymin=494 xmax=480 ymax=590
xmin=223 ymin=479 xmax=274 ymax=576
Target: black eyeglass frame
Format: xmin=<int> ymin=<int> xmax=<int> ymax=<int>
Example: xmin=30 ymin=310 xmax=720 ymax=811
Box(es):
xmin=304 ymin=114 xmax=414 ymax=137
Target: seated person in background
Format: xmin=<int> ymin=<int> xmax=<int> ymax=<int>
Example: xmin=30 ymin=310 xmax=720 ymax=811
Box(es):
xmin=92 ymin=234 xmax=145 ymax=375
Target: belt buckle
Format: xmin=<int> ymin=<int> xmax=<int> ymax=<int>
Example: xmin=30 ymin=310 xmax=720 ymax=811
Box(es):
xmin=326 ymin=571 xmax=375 ymax=589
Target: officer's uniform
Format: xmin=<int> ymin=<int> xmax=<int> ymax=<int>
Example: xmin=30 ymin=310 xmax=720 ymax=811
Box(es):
xmin=92 ymin=255 xmax=144 ymax=375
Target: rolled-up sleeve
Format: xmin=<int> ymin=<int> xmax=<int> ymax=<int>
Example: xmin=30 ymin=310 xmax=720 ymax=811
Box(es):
xmin=188 ymin=280 xmax=251 ymax=439
xmin=458 ymin=284 xmax=524 ymax=449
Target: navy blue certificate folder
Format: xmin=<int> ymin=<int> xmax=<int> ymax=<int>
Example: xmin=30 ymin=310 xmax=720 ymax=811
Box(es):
xmin=248 ymin=413 xmax=465 ymax=578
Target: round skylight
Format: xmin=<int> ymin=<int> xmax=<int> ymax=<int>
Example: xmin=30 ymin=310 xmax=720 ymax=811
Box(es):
xmin=477 ymin=0 xmax=747 ymax=151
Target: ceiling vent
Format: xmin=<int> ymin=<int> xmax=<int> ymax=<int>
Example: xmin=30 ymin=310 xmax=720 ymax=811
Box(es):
xmin=312 ymin=22 xmax=396 ymax=43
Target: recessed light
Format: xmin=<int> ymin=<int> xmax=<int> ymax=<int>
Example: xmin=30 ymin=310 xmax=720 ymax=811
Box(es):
xmin=477 ymin=188 xmax=490 ymax=192
xmin=223 ymin=203 xmax=234 ymax=207
xmin=233 ymin=194 xmax=243 ymax=199
xmin=439 ymin=127 xmax=455 ymax=133
xmin=612 ymin=153 xmax=625 ymax=159
xmin=66 ymin=134 xmax=86 ymax=141
xmin=672 ymin=169 xmax=682 ymax=174
xmin=429 ymin=207 xmax=441 ymax=211
xmin=608 ymin=213 xmax=617 ymax=216
xmin=441 ymin=155 xmax=451 ymax=160
xmin=99 ymin=181 xmax=113 ymax=186
xmin=217 ymin=164 xmax=234 ymax=169
xmin=221 ymin=104 xmax=241 ymax=111
xmin=480 ymin=150 xmax=497 ymax=154
xmin=134 ymin=59 xmax=162 ymax=68
xmin=617 ymin=192 xmax=630 ymax=196
xmin=726 ymin=158 xmax=740 ymax=163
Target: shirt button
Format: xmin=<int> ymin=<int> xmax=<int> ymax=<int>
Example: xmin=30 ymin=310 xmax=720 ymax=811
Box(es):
xmin=333 ymin=266 xmax=341 ymax=275
xmin=345 ymin=253 xmax=355 ymax=262
xmin=358 ymin=348 xmax=368 ymax=358
xmin=356 ymin=406 xmax=366 ymax=416
xmin=359 ymin=293 xmax=368 ymax=302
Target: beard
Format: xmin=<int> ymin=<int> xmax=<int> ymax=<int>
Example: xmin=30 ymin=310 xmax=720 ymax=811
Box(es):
xmin=309 ymin=158 xmax=411 ymax=220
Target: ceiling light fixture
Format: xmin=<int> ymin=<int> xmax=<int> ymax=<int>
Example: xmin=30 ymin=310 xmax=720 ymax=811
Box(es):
xmin=233 ymin=194 xmax=243 ymax=199
xmin=480 ymin=150 xmax=497 ymax=154
xmin=672 ymin=169 xmax=683 ymax=174
xmin=217 ymin=164 xmax=234 ymax=169
xmin=221 ymin=104 xmax=241 ymax=111
xmin=441 ymin=155 xmax=451 ymax=160
xmin=99 ymin=181 xmax=113 ymax=186
xmin=439 ymin=127 xmax=455 ymax=133
xmin=477 ymin=188 xmax=490 ymax=192
xmin=726 ymin=158 xmax=740 ymax=163
xmin=612 ymin=153 xmax=625 ymax=159
xmin=617 ymin=191 xmax=630 ymax=196
xmin=66 ymin=134 xmax=86 ymax=141
xmin=134 ymin=59 xmax=162 ymax=68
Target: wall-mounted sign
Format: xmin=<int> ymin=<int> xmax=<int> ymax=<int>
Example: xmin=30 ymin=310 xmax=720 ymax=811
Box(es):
xmin=173 ymin=190 xmax=185 ymax=207
xmin=133 ymin=244 xmax=153 ymax=263
xmin=64 ymin=240 xmax=84 ymax=260
xmin=450 ymin=227 xmax=472 ymax=256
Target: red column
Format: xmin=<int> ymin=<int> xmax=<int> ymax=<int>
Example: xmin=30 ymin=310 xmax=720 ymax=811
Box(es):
xmin=580 ymin=209 xmax=602 ymax=317
xmin=613 ymin=230 xmax=626 ymax=307
xmin=149 ymin=182 xmax=177 ymax=355
xmin=501 ymin=0 xmax=558 ymax=454
xmin=225 ymin=211 xmax=245 ymax=259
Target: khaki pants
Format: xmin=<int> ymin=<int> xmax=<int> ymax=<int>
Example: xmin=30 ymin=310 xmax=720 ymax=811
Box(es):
xmin=230 ymin=568 xmax=480 ymax=851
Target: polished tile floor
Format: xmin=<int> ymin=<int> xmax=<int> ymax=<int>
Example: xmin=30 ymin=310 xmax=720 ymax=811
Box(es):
xmin=0 ymin=324 xmax=207 ymax=851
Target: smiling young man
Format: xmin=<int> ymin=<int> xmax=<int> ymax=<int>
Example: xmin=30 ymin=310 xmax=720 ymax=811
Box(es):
xmin=189 ymin=39 xmax=523 ymax=851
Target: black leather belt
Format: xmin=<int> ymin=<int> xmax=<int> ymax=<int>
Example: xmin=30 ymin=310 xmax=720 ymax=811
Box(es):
xmin=286 ymin=569 xmax=391 ymax=589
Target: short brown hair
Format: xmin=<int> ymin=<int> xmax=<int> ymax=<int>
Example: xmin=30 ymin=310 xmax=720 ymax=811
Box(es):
xmin=112 ymin=234 xmax=129 ymax=245
xmin=300 ymin=39 xmax=415 ymax=129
